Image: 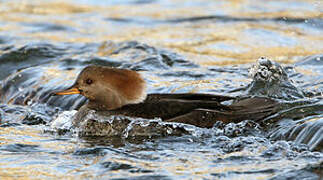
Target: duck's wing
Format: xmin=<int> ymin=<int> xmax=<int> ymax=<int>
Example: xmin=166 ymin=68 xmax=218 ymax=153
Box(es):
xmin=146 ymin=93 xmax=235 ymax=102
xmin=165 ymin=97 xmax=279 ymax=128
xmin=164 ymin=108 xmax=230 ymax=128
xmin=230 ymin=97 xmax=278 ymax=111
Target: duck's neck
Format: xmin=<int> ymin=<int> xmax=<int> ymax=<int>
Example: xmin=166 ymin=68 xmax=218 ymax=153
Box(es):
xmin=87 ymin=90 xmax=126 ymax=111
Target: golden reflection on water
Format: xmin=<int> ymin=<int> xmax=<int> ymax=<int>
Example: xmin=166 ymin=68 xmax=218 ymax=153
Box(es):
xmin=43 ymin=67 xmax=78 ymax=82
xmin=2 ymin=1 xmax=93 ymax=15
xmin=0 ymin=0 xmax=322 ymax=66
xmin=0 ymin=126 xmax=89 ymax=179
xmin=295 ymin=67 xmax=320 ymax=76
xmin=0 ymin=123 xmax=320 ymax=179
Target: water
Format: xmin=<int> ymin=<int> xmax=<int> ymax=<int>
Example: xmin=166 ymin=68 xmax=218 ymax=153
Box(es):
xmin=0 ymin=0 xmax=322 ymax=179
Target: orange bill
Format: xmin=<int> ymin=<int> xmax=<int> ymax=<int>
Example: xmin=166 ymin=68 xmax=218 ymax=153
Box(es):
xmin=54 ymin=87 xmax=80 ymax=95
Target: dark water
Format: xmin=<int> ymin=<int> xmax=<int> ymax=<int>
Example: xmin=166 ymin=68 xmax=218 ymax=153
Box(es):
xmin=0 ymin=0 xmax=322 ymax=179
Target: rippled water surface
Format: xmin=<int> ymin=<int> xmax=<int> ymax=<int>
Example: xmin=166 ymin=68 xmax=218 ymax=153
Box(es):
xmin=0 ymin=0 xmax=322 ymax=179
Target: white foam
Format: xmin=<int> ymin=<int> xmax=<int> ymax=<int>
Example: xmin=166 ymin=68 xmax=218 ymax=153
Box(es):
xmin=50 ymin=110 xmax=77 ymax=130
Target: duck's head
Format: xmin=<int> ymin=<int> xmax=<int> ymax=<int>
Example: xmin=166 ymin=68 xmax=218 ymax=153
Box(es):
xmin=54 ymin=65 xmax=147 ymax=110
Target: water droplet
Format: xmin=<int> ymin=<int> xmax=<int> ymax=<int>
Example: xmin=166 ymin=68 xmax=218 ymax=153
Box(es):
xmin=166 ymin=127 xmax=172 ymax=134
xmin=123 ymin=130 xmax=129 ymax=138
xmin=27 ymin=100 xmax=33 ymax=106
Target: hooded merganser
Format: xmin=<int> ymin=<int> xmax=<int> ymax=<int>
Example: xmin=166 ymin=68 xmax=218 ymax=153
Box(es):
xmin=53 ymin=65 xmax=278 ymax=128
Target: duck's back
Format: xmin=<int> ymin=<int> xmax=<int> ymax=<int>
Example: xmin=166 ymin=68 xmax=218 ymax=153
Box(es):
xmin=104 ymin=93 xmax=234 ymax=120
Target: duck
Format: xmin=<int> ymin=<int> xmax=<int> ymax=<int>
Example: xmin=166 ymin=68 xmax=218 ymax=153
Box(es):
xmin=53 ymin=65 xmax=278 ymax=128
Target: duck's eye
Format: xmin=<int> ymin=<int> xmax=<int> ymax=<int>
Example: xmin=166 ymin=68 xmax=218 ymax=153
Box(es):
xmin=85 ymin=78 xmax=93 ymax=85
